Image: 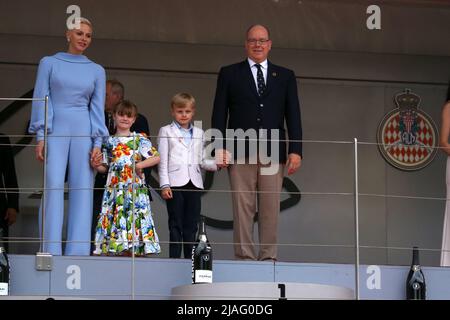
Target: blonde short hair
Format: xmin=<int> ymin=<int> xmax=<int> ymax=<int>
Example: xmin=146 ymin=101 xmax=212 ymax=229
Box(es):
xmin=171 ymin=93 xmax=196 ymax=109
xmin=67 ymin=17 xmax=93 ymax=31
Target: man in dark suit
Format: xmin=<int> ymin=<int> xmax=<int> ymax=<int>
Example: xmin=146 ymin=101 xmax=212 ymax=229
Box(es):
xmin=0 ymin=134 xmax=19 ymax=253
xmin=212 ymin=24 xmax=302 ymax=261
xmin=91 ymin=79 xmax=152 ymax=252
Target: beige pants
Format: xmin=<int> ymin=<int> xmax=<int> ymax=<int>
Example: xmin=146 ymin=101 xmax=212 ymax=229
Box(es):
xmin=228 ymin=163 xmax=284 ymax=261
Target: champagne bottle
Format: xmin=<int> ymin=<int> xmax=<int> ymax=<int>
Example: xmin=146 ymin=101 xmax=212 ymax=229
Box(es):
xmin=0 ymin=228 xmax=10 ymax=296
xmin=405 ymin=246 xmax=426 ymax=300
xmin=191 ymin=217 xmax=213 ymax=284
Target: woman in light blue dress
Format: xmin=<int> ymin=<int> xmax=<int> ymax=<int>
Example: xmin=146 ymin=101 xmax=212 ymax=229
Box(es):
xmin=29 ymin=18 xmax=108 ymax=255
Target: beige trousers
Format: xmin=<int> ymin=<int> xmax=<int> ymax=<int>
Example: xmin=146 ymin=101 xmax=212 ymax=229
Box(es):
xmin=228 ymin=163 xmax=284 ymax=261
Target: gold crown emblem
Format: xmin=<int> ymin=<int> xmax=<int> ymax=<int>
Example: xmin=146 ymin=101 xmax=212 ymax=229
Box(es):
xmin=394 ymin=89 xmax=421 ymax=111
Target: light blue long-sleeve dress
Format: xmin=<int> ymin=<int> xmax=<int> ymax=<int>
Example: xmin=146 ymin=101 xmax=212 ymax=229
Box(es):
xmin=29 ymin=52 xmax=108 ymax=255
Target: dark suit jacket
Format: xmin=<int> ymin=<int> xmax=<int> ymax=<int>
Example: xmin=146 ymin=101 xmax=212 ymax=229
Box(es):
xmin=133 ymin=113 xmax=150 ymax=136
xmin=0 ymin=134 xmax=19 ymax=230
xmin=211 ymin=60 xmax=302 ymax=163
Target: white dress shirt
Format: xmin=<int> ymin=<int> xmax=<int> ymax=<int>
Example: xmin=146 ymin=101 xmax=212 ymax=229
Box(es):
xmin=248 ymin=58 xmax=268 ymax=90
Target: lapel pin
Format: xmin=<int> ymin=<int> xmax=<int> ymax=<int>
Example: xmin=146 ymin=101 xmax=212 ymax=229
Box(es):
xmin=272 ymin=72 xmax=277 ymax=77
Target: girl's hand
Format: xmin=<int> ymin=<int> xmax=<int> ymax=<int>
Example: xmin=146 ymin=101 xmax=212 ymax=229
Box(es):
xmin=35 ymin=140 xmax=45 ymax=162
xmin=135 ymin=162 xmax=144 ymax=178
xmin=95 ymin=164 xmax=108 ymax=174
xmin=161 ymin=187 xmax=173 ymax=200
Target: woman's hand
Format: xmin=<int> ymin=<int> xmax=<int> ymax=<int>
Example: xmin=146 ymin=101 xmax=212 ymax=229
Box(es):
xmin=90 ymin=147 xmax=102 ymax=168
xmin=35 ymin=140 xmax=45 ymax=162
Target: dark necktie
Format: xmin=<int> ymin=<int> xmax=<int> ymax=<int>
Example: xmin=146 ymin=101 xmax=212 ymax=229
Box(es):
xmin=255 ymin=64 xmax=266 ymax=96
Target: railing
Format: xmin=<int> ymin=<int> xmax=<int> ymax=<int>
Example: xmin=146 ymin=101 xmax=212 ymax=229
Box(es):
xmin=0 ymin=95 xmax=446 ymax=299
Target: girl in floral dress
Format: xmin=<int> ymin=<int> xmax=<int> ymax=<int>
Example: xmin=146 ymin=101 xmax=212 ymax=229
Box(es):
xmin=92 ymin=100 xmax=161 ymax=256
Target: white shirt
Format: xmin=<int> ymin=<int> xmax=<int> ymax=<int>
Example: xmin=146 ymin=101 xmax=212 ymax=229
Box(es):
xmin=173 ymin=121 xmax=193 ymax=145
xmin=248 ymin=58 xmax=268 ymax=90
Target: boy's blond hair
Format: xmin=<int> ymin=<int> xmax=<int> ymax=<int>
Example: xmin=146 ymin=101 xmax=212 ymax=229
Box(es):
xmin=171 ymin=93 xmax=196 ymax=109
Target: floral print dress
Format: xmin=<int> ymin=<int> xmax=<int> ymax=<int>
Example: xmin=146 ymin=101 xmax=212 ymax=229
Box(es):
xmin=93 ymin=132 xmax=161 ymax=256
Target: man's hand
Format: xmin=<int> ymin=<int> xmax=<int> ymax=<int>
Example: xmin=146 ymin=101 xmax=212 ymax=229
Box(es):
xmin=35 ymin=140 xmax=45 ymax=162
xmin=161 ymin=187 xmax=173 ymax=200
xmin=286 ymin=153 xmax=302 ymax=175
xmin=4 ymin=208 xmax=17 ymax=226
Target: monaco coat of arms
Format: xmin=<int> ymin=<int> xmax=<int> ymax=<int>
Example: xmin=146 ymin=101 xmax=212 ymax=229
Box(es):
xmin=377 ymin=89 xmax=438 ymax=171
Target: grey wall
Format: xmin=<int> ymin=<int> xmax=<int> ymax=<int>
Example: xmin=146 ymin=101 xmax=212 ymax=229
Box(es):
xmin=1 ymin=0 xmax=450 ymax=265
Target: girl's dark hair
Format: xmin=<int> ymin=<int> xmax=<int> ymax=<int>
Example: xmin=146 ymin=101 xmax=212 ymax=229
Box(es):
xmin=114 ymin=100 xmax=137 ymax=117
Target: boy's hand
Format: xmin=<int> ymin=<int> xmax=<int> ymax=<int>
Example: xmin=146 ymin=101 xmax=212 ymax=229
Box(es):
xmin=223 ymin=149 xmax=231 ymax=166
xmin=216 ymin=149 xmax=230 ymax=168
xmin=161 ymin=187 xmax=173 ymax=200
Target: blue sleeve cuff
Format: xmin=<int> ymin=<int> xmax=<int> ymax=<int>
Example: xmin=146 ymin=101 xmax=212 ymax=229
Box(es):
xmin=36 ymin=130 xmax=45 ymax=142
xmin=93 ymin=137 xmax=103 ymax=149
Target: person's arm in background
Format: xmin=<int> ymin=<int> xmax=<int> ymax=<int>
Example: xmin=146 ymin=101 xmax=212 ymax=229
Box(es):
xmin=440 ymin=101 xmax=450 ymax=156
xmin=0 ymin=135 xmax=19 ymax=226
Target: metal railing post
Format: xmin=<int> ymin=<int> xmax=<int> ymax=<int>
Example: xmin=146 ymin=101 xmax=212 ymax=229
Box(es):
xmin=131 ymin=131 xmax=136 ymax=300
xmin=354 ymin=138 xmax=360 ymax=300
xmin=36 ymin=95 xmax=52 ymax=271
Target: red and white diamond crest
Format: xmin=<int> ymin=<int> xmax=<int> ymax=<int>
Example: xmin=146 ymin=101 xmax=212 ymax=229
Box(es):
xmin=377 ymin=89 xmax=438 ymax=171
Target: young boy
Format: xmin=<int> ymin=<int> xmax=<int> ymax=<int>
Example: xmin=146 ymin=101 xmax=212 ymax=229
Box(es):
xmin=158 ymin=93 xmax=217 ymax=258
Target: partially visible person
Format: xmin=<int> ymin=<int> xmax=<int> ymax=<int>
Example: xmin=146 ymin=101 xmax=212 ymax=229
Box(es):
xmin=29 ymin=17 xmax=108 ymax=255
xmin=92 ymin=100 xmax=160 ymax=256
xmin=0 ymin=134 xmax=19 ymax=253
xmin=91 ymin=79 xmax=152 ymax=253
xmin=158 ymin=93 xmax=218 ymax=258
xmin=104 ymin=80 xmax=150 ymax=135
xmin=211 ymin=24 xmax=302 ymax=261
xmin=439 ymin=84 xmax=450 ymax=266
